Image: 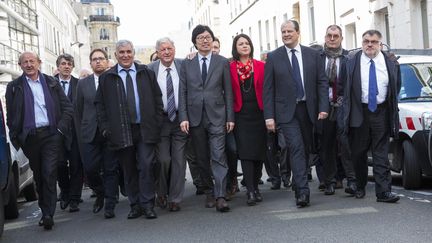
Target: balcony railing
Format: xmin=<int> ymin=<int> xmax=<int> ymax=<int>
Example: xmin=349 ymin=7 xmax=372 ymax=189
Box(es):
xmin=89 ymin=15 xmax=120 ymax=24
xmin=0 ymin=0 xmax=38 ymax=29
xmin=0 ymin=42 xmax=21 ymax=76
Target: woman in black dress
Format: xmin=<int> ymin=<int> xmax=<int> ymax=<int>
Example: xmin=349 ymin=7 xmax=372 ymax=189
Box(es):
xmin=230 ymin=34 xmax=266 ymax=206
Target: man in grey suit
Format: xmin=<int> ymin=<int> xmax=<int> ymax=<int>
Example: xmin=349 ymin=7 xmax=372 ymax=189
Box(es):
xmin=179 ymin=25 xmax=234 ymax=212
xmin=75 ymin=48 xmax=119 ymax=218
xmin=148 ymin=37 xmax=188 ymax=212
xmin=263 ymin=20 xmax=329 ymax=207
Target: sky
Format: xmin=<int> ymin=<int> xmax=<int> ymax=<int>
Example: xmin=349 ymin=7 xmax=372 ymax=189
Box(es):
xmin=110 ymin=0 xmax=190 ymax=47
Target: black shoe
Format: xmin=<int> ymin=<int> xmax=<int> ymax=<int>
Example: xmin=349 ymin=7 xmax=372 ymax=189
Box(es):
xmin=376 ymin=192 xmax=400 ymax=203
xmin=296 ymin=194 xmax=310 ymax=208
xmin=90 ymin=190 xmax=97 ymax=198
xmin=69 ymin=201 xmax=80 ymax=213
xmin=258 ymin=179 xmax=264 ymax=185
xmin=246 ymin=192 xmax=257 ymax=206
xmin=42 ymin=216 xmax=54 ymax=230
xmin=307 ymin=173 xmax=313 ymax=181
xmin=93 ymin=195 xmax=104 ymax=214
xmin=59 ymin=198 xmax=70 ymax=210
xmin=143 ymin=207 xmax=157 ymax=219
xmin=345 ymin=181 xmax=357 ymax=195
xmin=283 ymin=179 xmax=292 ymax=188
xmin=270 ymin=181 xmax=281 ymax=190
xmin=38 ymin=217 xmax=44 ymax=226
xmin=195 ymin=189 xmax=205 ymax=195
xmin=216 ymin=198 xmax=230 ymax=212
xmin=355 ymin=188 xmax=366 ymax=199
xmin=254 ymin=190 xmax=263 ymax=202
xmin=104 ymin=208 xmax=115 ymax=219
xmin=127 ymin=205 xmax=142 ymax=219
xmin=119 ymin=185 xmax=127 ymax=197
xmin=318 ymin=182 xmax=325 ymax=191
xmin=266 ymin=177 xmax=273 ymax=182
xmin=240 ymin=179 xmax=246 ymax=187
xmin=324 ymin=184 xmax=335 ymax=195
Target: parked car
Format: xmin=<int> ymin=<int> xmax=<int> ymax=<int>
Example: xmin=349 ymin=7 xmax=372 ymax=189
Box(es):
xmin=0 ymin=85 xmax=37 ymax=237
xmin=388 ymin=54 xmax=432 ymax=189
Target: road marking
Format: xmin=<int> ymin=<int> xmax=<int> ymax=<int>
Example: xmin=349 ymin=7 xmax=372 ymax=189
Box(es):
xmin=4 ymin=217 xmax=72 ymax=231
xmin=275 ymin=207 xmax=378 ymax=221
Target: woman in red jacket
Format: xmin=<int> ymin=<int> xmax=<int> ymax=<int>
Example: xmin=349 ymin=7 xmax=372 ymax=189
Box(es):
xmin=230 ymin=34 xmax=266 ymax=206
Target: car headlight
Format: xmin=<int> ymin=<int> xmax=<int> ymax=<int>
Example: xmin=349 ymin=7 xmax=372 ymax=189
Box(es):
xmin=422 ymin=112 xmax=432 ymax=130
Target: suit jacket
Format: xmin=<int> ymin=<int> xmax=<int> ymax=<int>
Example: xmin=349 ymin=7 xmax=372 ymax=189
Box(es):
xmin=178 ymin=54 xmax=234 ymax=127
xmin=75 ymin=74 xmax=99 ymax=143
xmin=263 ymin=45 xmax=329 ymax=124
xmin=230 ymin=59 xmax=265 ymax=112
xmin=95 ymin=63 xmax=163 ymax=150
xmin=343 ymin=50 xmax=401 ymax=138
xmin=5 ymin=72 xmax=74 ymax=150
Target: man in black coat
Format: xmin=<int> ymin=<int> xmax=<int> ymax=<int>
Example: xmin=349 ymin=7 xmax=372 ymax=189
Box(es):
xmin=95 ymin=40 xmax=163 ymax=219
xmin=6 ymin=51 xmax=73 ymax=230
xmin=55 ymin=53 xmax=83 ymax=212
xmin=343 ymin=29 xmax=400 ymax=203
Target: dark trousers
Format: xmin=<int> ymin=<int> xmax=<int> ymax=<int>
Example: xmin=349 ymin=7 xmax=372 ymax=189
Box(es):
xmin=226 ymin=132 xmax=238 ymax=190
xmin=189 ymin=113 xmax=228 ymax=198
xmin=185 ymin=138 xmax=203 ymax=190
xmin=241 ymin=160 xmax=262 ymax=192
xmin=350 ymin=104 xmax=392 ymax=195
xmin=81 ymin=131 xmax=119 ymax=209
xmin=58 ymin=135 xmax=83 ymax=202
xmin=117 ymin=124 xmax=156 ymax=208
xmin=320 ymin=116 xmax=338 ymax=186
xmin=23 ymin=128 xmax=62 ymax=217
xmin=264 ymin=131 xmax=291 ymax=183
xmin=279 ymin=103 xmax=311 ymax=196
xmin=155 ymin=115 xmax=188 ymax=203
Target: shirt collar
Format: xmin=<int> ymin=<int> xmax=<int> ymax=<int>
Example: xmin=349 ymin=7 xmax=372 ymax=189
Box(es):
xmin=361 ymin=51 xmax=383 ymax=63
xmin=285 ymin=43 xmax=301 ymax=53
xmin=25 ymin=76 xmax=39 ymax=83
xmin=159 ymin=61 xmax=175 ymax=72
xmin=118 ymin=63 xmax=137 ymax=73
xmin=198 ymin=52 xmax=212 ymax=62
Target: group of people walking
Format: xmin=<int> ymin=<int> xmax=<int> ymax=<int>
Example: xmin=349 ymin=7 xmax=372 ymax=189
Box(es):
xmin=4 ymin=20 xmax=401 ymax=231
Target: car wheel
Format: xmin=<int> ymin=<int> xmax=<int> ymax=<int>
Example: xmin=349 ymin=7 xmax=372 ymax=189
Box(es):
xmin=23 ymin=182 xmax=37 ymax=202
xmin=402 ymin=140 xmax=422 ymax=189
xmin=4 ymin=172 xmax=18 ymax=219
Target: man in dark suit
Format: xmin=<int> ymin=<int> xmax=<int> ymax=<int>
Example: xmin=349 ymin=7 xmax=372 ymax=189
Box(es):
xmin=343 ymin=29 xmax=400 ymax=203
xmin=179 ymin=25 xmax=234 ymax=212
xmin=55 ymin=54 xmax=83 ymax=212
xmin=6 ymin=51 xmax=73 ymax=229
xmin=148 ymin=37 xmax=188 ymax=212
xmin=263 ymin=20 xmax=329 ymax=207
xmin=76 ymin=48 xmax=120 ymax=218
xmin=95 ymin=40 xmax=164 ymax=219
xmin=318 ymin=25 xmax=356 ymax=196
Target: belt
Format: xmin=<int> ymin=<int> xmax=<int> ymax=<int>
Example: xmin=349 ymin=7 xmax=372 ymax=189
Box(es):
xmin=35 ymin=126 xmax=50 ymax=133
xmin=362 ymin=102 xmax=387 ymax=110
xmin=296 ymin=100 xmax=306 ymax=104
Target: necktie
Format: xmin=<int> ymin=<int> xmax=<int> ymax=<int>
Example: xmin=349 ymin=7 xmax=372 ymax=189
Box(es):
xmin=201 ymin=57 xmax=207 ymax=85
xmin=290 ymin=49 xmax=304 ymax=100
xmin=368 ymin=59 xmax=378 ymax=112
xmin=166 ymin=68 xmax=176 ymax=122
xmin=124 ymin=69 xmax=137 ymax=123
xmin=61 ymin=81 xmax=67 ymax=91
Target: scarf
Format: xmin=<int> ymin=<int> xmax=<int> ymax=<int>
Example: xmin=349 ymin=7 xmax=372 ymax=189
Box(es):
xmin=236 ymin=59 xmax=253 ymax=84
xmin=22 ymin=72 xmax=57 ymax=135
xmin=324 ymin=45 xmax=343 ymax=102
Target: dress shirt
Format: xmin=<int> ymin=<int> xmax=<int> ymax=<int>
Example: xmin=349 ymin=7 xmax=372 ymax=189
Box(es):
xmin=285 ymin=44 xmax=306 ymax=100
xmin=325 ymin=56 xmax=341 ymax=100
xmin=198 ymin=52 xmax=212 ymax=74
xmin=59 ymin=77 xmax=71 ymax=96
xmin=360 ymin=52 xmax=389 ymax=104
xmin=26 ymin=76 xmax=49 ymax=127
xmin=94 ymin=74 xmax=99 ymax=90
xmin=157 ymin=62 xmax=179 ymax=111
xmin=117 ymin=64 xmax=141 ymax=123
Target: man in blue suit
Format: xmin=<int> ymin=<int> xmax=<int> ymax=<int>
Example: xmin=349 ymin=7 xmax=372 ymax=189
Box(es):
xmin=263 ymin=20 xmax=329 ymax=207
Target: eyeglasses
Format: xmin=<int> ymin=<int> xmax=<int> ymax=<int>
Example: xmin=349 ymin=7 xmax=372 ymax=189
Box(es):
xmin=91 ymin=57 xmax=106 ymax=62
xmin=158 ymin=47 xmax=174 ymax=53
xmin=362 ymin=39 xmax=381 ymax=45
xmin=196 ymin=35 xmax=213 ymax=42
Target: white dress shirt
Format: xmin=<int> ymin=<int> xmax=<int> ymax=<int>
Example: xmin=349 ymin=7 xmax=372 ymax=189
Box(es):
xmin=93 ymin=74 xmax=99 ymax=90
xmin=157 ymin=62 xmax=179 ymax=111
xmin=198 ymin=52 xmax=212 ymax=73
xmin=360 ymin=51 xmax=389 ymax=104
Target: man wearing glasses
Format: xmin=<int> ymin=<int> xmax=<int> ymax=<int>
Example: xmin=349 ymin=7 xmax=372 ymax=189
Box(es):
xmin=179 ymin=25 xmax=234 ymax=212
xmin=343 ymin=30 xmax=401 ymax=203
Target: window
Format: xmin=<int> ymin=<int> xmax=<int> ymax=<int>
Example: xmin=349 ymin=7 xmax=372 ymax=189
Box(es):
xmin=100 ymin=28 xmax=109 ymax=40
xmin=258 ymin=20 xmax=263 ymax=52
xmin=421 ymin=0 xmax=429 ymax=48
xmin=308 ymin=4 xmax=316 ymax=42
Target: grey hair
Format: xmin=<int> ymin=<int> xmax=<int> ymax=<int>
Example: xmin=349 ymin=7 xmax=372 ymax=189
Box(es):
xmin=18 ymin=51 xmax=41 ymax=64
xmin=155 ymin=37 xmax=175 ymax=50
xmin=116 ymin=39 xmax=134 ymax=52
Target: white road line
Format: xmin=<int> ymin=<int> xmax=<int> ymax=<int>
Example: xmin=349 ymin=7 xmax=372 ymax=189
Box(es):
xmin=275 ymin=207 xmax=378 ymax=221
xmin=4 ymin=217 xmax=72 ymax=231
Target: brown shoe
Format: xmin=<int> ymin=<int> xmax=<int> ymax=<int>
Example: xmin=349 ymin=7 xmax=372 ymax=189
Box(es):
xmin=156 ymin=196 xmax=167 ymax=209
xmin=168 ymin=202 xmax=181 ymax=212
xmin=216 ymin=198 xmax=230 ymax=212
xmin=205 ymin=195 xmax=216 ymax=208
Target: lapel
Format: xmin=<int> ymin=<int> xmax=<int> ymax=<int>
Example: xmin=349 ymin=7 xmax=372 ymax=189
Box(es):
xmin=279 ymin=46 xmax=294 ymax=80
xmin=88 ymin=75 xmax=97 ymax=94
xmin=205 ymin=54 xmax=218 ymax=86
xmin=352 ymin=51 xmax=362 ymax=99
xmin=300 ymin=45 xmax=308 ymax=88
xmin=192 ymin=55 xmax=202 ymax=85
xmin=153 ymin=60 xmax=160 ymax=74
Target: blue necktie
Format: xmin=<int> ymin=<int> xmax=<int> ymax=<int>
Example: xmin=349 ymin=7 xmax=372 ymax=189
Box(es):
xmin=291 ymin=49 xmax=304 ymax=100
xmin=166 ymin=68 xmax=176 ymax=122
xmin=201 ymin=57 xmax=207 ymax=85
xmin=368 ymin=59 xmax=378 ymax=112
xmin=123 ymin=69 xmax=137 ymax=123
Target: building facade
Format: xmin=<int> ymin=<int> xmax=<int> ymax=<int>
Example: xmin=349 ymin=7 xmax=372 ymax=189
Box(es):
xmin=80 ymin=0 xmax=120 ymax=59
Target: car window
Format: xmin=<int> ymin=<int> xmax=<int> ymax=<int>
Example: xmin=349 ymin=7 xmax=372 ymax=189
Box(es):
xmin=399 ymin=63 xmax=432 ymax=101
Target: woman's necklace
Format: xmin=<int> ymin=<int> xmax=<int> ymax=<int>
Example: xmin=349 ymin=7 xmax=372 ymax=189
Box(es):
xmin=241 ymin=75 xmax=253 ymax=93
